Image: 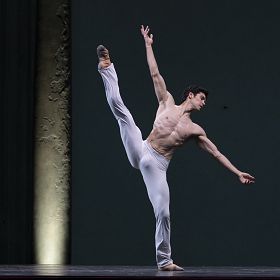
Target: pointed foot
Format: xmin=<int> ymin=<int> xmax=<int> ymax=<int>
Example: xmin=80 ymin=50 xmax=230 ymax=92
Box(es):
xmin=97 ymin=45 xmax=111 ymax=68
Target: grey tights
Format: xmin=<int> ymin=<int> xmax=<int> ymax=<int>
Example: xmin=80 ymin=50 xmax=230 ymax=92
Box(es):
xmin=98 ymin=64 xmax=173 ymax=268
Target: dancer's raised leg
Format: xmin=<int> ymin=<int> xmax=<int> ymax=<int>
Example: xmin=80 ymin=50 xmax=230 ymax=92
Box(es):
xmin=97 ymin=45 xmax=143 ymax=168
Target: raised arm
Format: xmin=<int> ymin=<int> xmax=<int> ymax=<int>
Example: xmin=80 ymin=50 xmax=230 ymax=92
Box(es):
xmin=140 ymin=25 xmax=172 ymax=104
xmin=196 ymin=128 xmax=255 ymax=184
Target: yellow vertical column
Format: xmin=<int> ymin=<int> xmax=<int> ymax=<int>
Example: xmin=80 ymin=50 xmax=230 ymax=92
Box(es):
xmin=34 ymin=0 xmax=71 ymax=264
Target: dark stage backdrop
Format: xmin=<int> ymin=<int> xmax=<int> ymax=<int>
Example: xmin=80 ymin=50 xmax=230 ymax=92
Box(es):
xmin=0 ymin=0 xmax=36 ymax=263
xmin=72 ymin=1 xmax=280 ymax=266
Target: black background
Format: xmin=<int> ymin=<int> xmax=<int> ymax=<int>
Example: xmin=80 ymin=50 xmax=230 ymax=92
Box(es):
xmin=72 ymin=0 xmax=280 ymax=266
xmin=0 ymin=0 xmax=36 ymax=264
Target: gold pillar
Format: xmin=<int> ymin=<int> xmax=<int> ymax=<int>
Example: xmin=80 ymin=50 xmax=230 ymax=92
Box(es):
xmin=34 ymin=0 xmax=71 ymax=264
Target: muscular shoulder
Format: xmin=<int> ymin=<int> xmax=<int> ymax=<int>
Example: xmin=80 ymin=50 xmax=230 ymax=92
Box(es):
xmin=192 ymin=123 xmax=206 ymax=137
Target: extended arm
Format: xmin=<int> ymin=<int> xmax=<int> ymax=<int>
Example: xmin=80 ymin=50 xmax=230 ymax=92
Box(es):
xmin=140 ymin=25 xmax=171 ymax=104
xmin=196 ymin=132 xmax=255 ymax=184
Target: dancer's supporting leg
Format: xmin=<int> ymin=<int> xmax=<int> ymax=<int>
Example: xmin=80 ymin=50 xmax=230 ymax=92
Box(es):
xmin=139 ymin=142 xmax=172 ymax=269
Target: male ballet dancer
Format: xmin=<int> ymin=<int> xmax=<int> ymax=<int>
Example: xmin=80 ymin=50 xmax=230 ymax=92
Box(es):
xmin=97 ymin=25 xmax=255 ymax=271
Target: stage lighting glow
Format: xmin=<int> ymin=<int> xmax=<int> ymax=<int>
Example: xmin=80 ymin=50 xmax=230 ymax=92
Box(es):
xmin=34 ymin=158 xmax=70 ymax=264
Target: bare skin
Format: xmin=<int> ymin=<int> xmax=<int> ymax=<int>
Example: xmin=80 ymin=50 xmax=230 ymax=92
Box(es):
xmin=140 ymin=25 xmax=255 ymax=185
xmin=97 ymin=26 xmax=255 ymax=271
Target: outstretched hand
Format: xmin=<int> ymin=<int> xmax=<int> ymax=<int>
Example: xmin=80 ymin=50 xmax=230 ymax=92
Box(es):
xmin=238 ymin=172 xmax=255 ymax=184
xmin=141 ymin=25 xmax=153 ymax=46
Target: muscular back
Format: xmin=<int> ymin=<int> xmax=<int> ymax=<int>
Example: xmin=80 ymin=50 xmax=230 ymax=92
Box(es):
xmin=147 ymin=91 xmax=202 ymax=160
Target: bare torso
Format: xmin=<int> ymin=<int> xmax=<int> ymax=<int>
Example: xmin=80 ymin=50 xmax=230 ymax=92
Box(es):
xmin=147 ymin=92 xmax=203 ymax=160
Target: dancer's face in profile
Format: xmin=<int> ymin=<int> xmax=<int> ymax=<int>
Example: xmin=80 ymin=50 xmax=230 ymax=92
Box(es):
xmin=188 ymin=92 xmax=207 ymax=111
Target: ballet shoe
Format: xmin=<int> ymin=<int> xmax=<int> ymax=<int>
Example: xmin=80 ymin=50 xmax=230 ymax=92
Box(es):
xmin=158 ymin=263 xmax=184 ymax=271
xmin=97 ymin=45 xmax=111 ymax=68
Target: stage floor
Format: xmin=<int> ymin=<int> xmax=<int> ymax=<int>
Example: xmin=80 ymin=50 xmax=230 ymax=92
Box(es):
xmin=1 ymin=265 xmax=280 ymax=279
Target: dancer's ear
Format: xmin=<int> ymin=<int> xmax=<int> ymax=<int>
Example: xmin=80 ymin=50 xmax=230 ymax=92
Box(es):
xmin=188 ymin=92 xmax=194 ymax=99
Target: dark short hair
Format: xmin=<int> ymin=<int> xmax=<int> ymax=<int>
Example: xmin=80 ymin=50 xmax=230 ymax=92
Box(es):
xmin=181 ymin=85 xmax=209 ymax=103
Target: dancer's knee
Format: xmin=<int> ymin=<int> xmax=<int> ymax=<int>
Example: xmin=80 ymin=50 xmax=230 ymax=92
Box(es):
xmin=108 ymin=94 xmax=122 ymax=109
xmin=156 ymin=207 xmax=170 ymax=221
xmin=110 ymin=100 xmax=131 ymax=123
